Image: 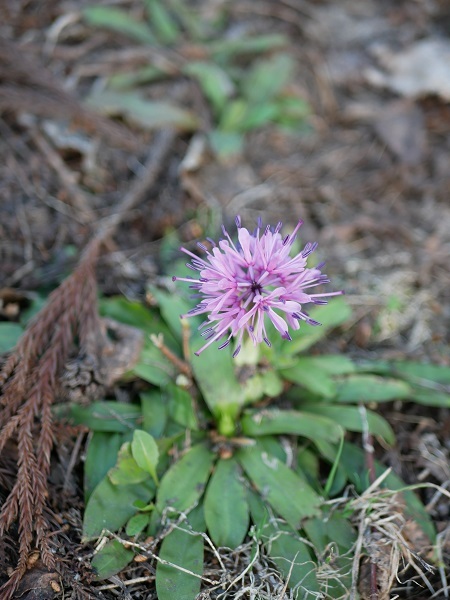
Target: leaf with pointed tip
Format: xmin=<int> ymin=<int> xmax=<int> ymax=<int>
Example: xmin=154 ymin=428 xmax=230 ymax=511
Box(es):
xmin=204 ymin=458 xmax=249 ymax=548
xmin=132 ymin=430 xmax=160 ymax=484
xmin=237 ymin=443 xmax=321 ymax=529
xmin=91 ymin=539 xmax=134 ymax=580
xmin=108 ymin=442 xmax=149 ymax=485
xmin=82 ymin=6 xmax=155 ymax=44
xmin=334 ymin=375 xmax=411 ymax=403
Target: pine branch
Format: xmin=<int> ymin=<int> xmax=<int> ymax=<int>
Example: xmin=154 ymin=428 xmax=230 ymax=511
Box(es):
xmin=0 ymin=129 xmax=176 ymax=598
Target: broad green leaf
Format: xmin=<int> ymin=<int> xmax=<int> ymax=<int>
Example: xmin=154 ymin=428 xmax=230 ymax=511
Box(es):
xmin=167 ymin=384 xmax=199 ymax=430
xmin=184 ymin=62 xmax=235 ymax=115
xmin=281 ymin=365 xmax=336 ymax=398
xmin=218 ymin=99 xmax=248 ymax=131
xmin=301 ymin=403 xmax=395 ymax=445
xmin=126 ymin=512 xmax=150 ymax=536
xmin=204 ymin=458 xmax=249 ymax=548
xmin=109 ymin=442 xmax=149 ymax=485
xmin=241 ymin=409 xmax=343 ymax=444
xmin=156 ymin=505 xmax=205 ymax=600
xmin=334 ymin=375 xmax=411 ymax=403
xmin=87 ymin=90 xmax=198 ymax=131
xmin=68 ymin=401 xmax=141 ymax=432
xmin=91 ymin=539 xmax=134 ymax=580
xmin=132 ymin=430 xmax=159 ymax=483
xmin=191 ymin=348 xmax=243 ymax=436
xmin=82 ymin=6 xmax=155 ymax=44
xmin=248 ymin=493 xmax=319 ymax=598
xmin=83 ymin=476 xmax=155 ymax=539
xmin=243 ymin=54 xmax=295 ymax=104
xmin=237 ymin=443 xmax=321 ymax=529
xmin=233 ymin=103 xmax=279 ymax=132
xmin=274 ymin=96 xmax=310 ymax=127
xmin=141 ymin=390 xmax=168 ymax=437
xmin=100 ymin=297 xmax=172 ymax=337
xmin=156 ymin=443 xmax=214 ymax=515
xmin=285 ymin=355 xmax=356 ymax=375
xmin=84 ymin=432 xmax=124 ymax=502
xmin=409 ymin=386 xmax=450 ymax=407
xmin=144 ymin=0 xmax=179 ymax=44
xmin=0 ymin=322 xmax=23 ymax=353
xmin=284 ymin=297 xmax=351 ymax=354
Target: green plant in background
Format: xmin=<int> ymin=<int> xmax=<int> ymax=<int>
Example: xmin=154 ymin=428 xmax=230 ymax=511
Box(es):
xmin=46 ymin=215 xmax=448 ymax=598
xmin=82 ymin=1 xmax=310 ymax=157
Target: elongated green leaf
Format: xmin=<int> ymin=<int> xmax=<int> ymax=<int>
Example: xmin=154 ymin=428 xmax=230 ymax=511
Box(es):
xmin=82 ymin=6 xmax=155 ymax=44
xmin=68 ymin=401 xmax=141 ymax=432
xmin=295 ymin=355 xmax=356 ymax=375
xmin=241 ymin=409 xmax=343 ymax=444
xmin=0 ymin=322 xmax=23 ymax=353
xmin=283 ymin=297 xmax=351 ymax=354
xmin=100 ymin=297 xmax=174 ymax=338
xmin=301 ymin=404 xmax=395 ymax=445
xmin=156 ymin=505 xmax=205 ymax=600
xmin=132 ymin=430 xmax=160 ymax=484
xmin=209 ymin=34 xmax=288 ymax=61
xmin=191 ymin=348 xmax=243 ymax=436
xmin=84 ymin=432 xmax=124 ymax=502
xmin=147 ymin=285 xmax=193 ymax=341
xmin=156 ymin=444 xmax=214 ymax=515
xmin=83 ymin=476 xmax=155 ymax=539
xmin=91 ymin=539 xmax=134 ymax=580
xmin=204 ymin=458 xmax=249 ymax=548
xmin=87 ymin=90 xmax=199 ymax=131
xmin=237 ymin=444 xmax=321 ymax=529
xmin=243 ymin=54 xmax=295 ymax=104
xmin=281 ymin=365 xmax=336 ymax=398
xmin=126 ymin=512 xmax=150 ymax=536
xmin=334 ymin=375 xmax=411 ymax=403
xmin=167 ymin=384 xmax=199 ymax=430
xmin=184 ymin=61 xmax=235 ymax=115
xmin=108 ymin=442 xmax=149 ymax=485
xmin=357 ymin=359 xmax=450 ymax=385
xmin=144 ymin=0 xmax=179 ymax=43
xmin=109 ymin=65 xmax=168 ymax=89
xmin=133 ymin=344 xmax=176 ymax=386
xmin=248 ymin=493 xmax=319 ymax=598
xmin=409 ymin=386 xmax=450 ymax=407
xmin=141 ymin=390 xmax=168 ymax=437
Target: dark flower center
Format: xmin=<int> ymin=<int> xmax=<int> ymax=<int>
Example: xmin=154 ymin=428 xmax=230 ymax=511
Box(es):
xmin=251 ymin=280 xmax=263 ymax=294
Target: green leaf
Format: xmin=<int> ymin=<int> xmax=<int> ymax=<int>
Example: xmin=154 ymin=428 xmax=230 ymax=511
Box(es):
xmin=243 ymin=54 xmax=295 ymax=104
xmin=156 ymin=505 xmax=205 ymax=600
xmin=334 ymin=375 xmax=411 ymax=403
xmin=204 ymin=458 xmax=249 ymax=548
xmin=237 ymin=443 xmax=321 ymax=529
xmin=156 ymin=443 xmax=214 ymax=515
xmin=68 ymin=401 xmax=141 ymax=432
xmin=109 ymin=442 xmax=149 ymax=485
xmin=167 ymin=384 xmax=199 ymax=430
xmin=144 ymin=0 xmax=179 ymax=44
xmin=191 ymin=348 xmax=243 ymax=436
xmin=84 ymin=432 xmax=125 ymax=502
xmin=126 ymin=512 xmax=151 ymax=536
xmin=141 ymin=390 xmax=168 ymax=437
xmin=132 ymin=430 xmax=160 ymax=484
xmin=209 ymin=34 xmax=288 ymax=61
xmin=208 ymin=129 xmax=244 ymax=158
xmin=0 ymin=322 xmax=23 ymax=353
xmin=409 ymin=386 xmax=450 ymax=407
xmin=283 ymin=297 xmax=351 ymax=354
xmin=242 ymin=370 xmax=284 ymax=403
xmin=83 ymin=476 xmax=155 ymax=539
xmin=133 ymin=344 xmax=176 ymax=386
xmin=301 ymin=403 xmax=395 ymax=445
xmin=87 ymin=90 xmax=199 ymax=131
xmin=241 ymin=409 xmax=343 ymax=444
xmin=147 ymin=285 xmax=193 ymax=341
xmin=109 ymin=65 xmax=168 ymax=89
xmin=358 ymin=359 xmax=450 ymax=385
xmin=281 ymin=365 xmax=337 ymax=398
xmin=82 ymin=6 xmax=155 ymax=44
xmin=184 ymin=61 xmax=235 ymax=115
xmin=91 ymin=539 xmax=134 ymax=580
xmin=248 ymin=493 xmax=319 ymax=598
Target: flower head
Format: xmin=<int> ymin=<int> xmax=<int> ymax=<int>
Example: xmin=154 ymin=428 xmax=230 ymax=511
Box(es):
xmin=173 ymin=217 xmax=343 ymax=357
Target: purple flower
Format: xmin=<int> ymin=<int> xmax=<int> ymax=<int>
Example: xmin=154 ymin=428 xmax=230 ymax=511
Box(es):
xmin=173 ymin=217 xmax=343 ymax=357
